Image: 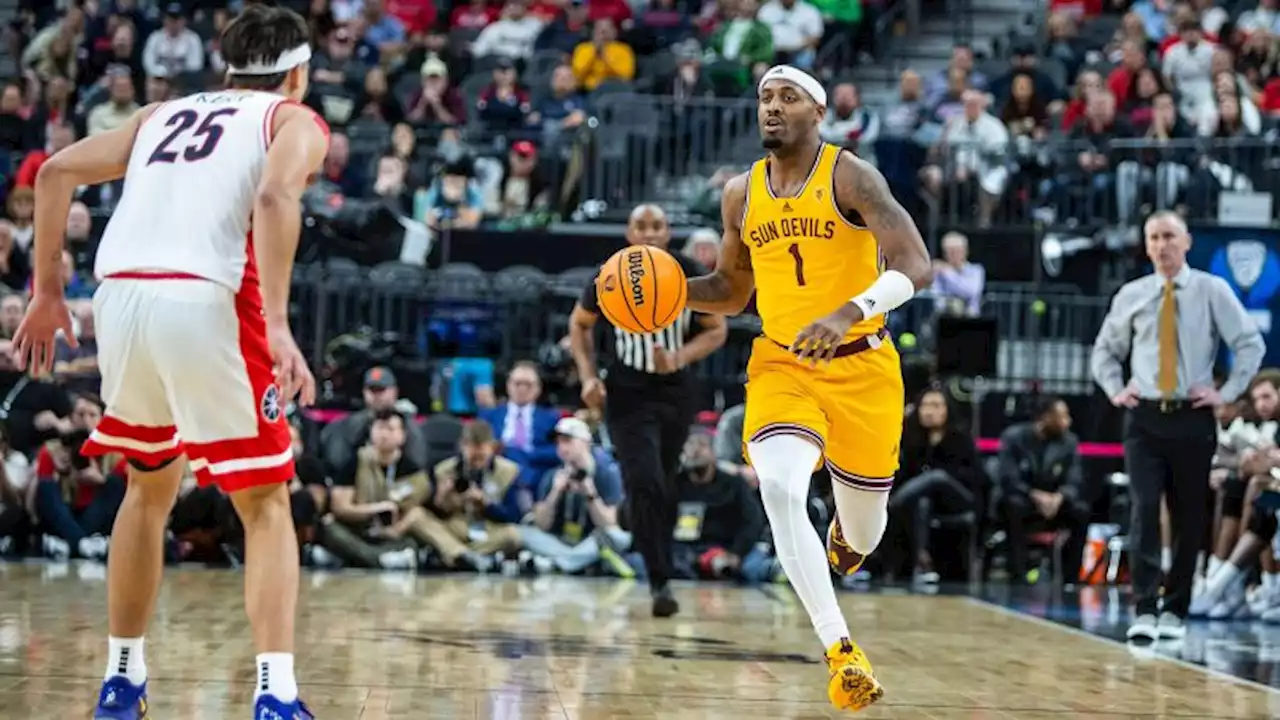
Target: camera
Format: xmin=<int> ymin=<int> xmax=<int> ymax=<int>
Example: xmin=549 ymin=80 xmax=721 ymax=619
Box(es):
xmin=60 ymin=429 xmax=92 ymax=471
xmin=455 ymin=466 xmax=485 ymax=494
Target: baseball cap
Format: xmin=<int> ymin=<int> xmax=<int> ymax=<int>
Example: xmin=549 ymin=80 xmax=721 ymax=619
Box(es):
xmin=511 ymin=140 xmax=537 ymax=158
xmin=494 ymin=56 xmax=516 ymax=71
xmin=163 ymin=2 xmax=185 ymax=18
xmin=553 ymin=417 xmax=592 ymax=442
xmin=364 ymin=366 xmax=397 ymax=388
xmin=420 ymin=56 xmax=448 ymax=78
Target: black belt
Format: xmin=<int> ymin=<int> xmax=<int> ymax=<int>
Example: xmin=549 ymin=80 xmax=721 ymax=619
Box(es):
xmin=1135 ymin=398 xmax=1200 ymax=414
xmin=768 ymin=327 xmax=890 ymax=359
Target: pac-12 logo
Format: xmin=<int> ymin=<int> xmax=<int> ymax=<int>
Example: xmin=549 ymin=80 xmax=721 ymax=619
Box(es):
xmin=261 ymin=384 xmax=283 ymax=422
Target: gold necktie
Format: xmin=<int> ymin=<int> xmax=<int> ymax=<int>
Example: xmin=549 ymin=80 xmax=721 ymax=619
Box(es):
xmin=1158 ymin=280 xmax=1179 ymax=398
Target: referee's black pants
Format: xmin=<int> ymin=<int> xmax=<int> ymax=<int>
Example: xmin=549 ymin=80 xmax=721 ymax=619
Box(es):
xmin=1124 ymin=402 xmax=1216 ymax=618
xmin=606 ymin=384 xmax=694 ymax=591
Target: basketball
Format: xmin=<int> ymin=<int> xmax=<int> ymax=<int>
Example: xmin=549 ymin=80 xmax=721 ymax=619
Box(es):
xmin=595 ymin=245 xmax=688 ymax=334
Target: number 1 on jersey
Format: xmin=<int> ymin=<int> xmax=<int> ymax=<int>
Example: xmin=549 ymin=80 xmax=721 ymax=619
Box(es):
xmin=788 ymin=243 xmax=806 ymax=286
xmin=147 ymin=108 xmax=239 ymax=166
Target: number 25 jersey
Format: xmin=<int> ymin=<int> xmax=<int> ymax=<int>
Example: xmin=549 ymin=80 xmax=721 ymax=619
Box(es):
xmin=741 ymin=143 xmax=885 ymax=347
xmin=96 ymin=91 xmax=301 ymax=293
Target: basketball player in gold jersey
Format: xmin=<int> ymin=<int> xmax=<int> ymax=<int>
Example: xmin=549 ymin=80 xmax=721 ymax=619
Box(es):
xmin=685 ymin=65 xmax=932 ymax=712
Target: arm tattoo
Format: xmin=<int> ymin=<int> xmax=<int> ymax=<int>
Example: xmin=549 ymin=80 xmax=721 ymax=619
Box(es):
xmin=735 ymin=243 xmax=752 ymax=272
xmin=850 ymin=165 xmax=903 ymax=231
xmin=688 ymin=274 xmax=733 ymax=302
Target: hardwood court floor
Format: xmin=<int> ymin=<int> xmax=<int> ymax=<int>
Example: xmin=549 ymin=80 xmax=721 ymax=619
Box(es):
xmin=0 ymin=563 xmax=1274 ymax=719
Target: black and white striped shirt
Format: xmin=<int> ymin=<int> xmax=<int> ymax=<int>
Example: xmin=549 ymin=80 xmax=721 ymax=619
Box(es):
xmin=580 ymin=253 xmax=708 ymax=388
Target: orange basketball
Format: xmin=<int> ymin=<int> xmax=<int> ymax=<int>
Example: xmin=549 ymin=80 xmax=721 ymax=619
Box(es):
xmin=595 ymin=245 xmax=688 ymax=334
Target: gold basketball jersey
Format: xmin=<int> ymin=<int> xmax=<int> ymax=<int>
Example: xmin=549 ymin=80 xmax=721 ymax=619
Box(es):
xmin=741 ymin=143 xmax=885 ymax=346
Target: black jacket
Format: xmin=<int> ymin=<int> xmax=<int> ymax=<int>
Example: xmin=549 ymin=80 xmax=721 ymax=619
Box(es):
xmin=675 ymin=467 xmax=764 ymax=557
xmin=898 ymin=427 xmax=980 ymax=494
xmin=996 ymin=422 xmax=1087 ymax=511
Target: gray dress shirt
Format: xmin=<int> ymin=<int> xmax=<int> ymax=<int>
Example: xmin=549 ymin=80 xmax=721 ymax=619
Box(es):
xmin=1090 ymin=265 xmax=1265 ymax=402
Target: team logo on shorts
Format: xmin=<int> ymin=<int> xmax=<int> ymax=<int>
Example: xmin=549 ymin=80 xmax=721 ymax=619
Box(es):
xmin=261 ymin=384 xmax=283 ymax=423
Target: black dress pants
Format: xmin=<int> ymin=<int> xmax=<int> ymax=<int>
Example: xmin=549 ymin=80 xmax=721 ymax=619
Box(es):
xmin=1124 ymin=403 xmax=1216 ymax=617
xmin=606 ymin=383 xmax=694 ymax=591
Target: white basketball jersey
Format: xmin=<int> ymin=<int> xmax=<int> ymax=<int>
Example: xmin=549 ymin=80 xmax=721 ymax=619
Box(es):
xmin=96 ymin=90 xmax=289 ymax=292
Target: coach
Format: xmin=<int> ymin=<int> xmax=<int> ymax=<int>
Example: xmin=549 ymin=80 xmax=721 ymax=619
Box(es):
xmin=1090 ymin=211 xmax=1264 ymax=642
xmin=568 ymin=205 xmax=727 ymax=618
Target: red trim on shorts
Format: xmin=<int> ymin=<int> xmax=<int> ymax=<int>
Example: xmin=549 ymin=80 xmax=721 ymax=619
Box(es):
xmin=105 ymin=271 xmax=208 ymax=281
xmin=184 ymin=235 xmax=293 ymax=493
xmin=81 ymin=415 xmax=184 ymax=466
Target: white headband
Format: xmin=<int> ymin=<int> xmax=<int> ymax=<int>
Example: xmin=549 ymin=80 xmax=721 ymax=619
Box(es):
xmin=227 ymin=43 xmax=312 ymax=75
xmin=757 ymin=65 xmax=827 ymax=107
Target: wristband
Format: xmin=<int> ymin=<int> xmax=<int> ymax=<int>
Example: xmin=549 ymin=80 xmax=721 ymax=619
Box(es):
xmin=849 ymin=270 xmax=915 ymax=320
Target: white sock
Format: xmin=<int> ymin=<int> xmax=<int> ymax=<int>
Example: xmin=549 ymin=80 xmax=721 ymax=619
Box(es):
xmin=1204 ymin=563 xmax=1244 ymax=604
xmin=255 ymin=653 xmax=298 ymax=703
xmin=831 ymin=481 xmax=890 ymax=555
xmin=1207 ymin=555 xmax=1224 ymax=579
xmin=105 ymin=636 xmax=146 ymax=685
xmin=748 ymin=434 xmax=849 ymax=649
xmin=1160 ymin=546 xmax=1173 ymax=573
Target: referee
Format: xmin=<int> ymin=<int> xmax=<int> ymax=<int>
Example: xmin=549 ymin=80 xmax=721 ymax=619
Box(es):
xmin=1091 ymin=211 xmax=1264 ymax=642
xmin=568 ymin=205 xmax=728 ymax=617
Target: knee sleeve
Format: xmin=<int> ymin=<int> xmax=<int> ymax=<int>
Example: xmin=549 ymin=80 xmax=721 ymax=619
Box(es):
xmin=749 ymin=434 xmax=822 ymax=514
xmin=832 ymin=483 xmax=889 ymax=555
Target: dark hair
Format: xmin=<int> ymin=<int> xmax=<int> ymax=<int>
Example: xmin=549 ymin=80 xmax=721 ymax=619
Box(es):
xmin=371 ymin=408 xmax=404 ymax=427
xmin=1250 ymin=369 xmax=1280 ymax=395
xmin=461 ymin=419 xmax=495 ymax=445
xmin=74 ymin=392 xmax=105 ymax=412
xmin=1031 ymin=395 xmax=1064 ymax=420
xmin=221 ymin=4 xmax=310 ymax=91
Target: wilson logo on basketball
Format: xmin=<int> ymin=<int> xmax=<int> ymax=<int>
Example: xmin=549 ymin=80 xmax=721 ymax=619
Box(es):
xmin=626 ymin=251 xmax=646 ymax=307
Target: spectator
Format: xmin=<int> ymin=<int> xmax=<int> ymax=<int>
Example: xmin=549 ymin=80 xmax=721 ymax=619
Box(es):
xmin=586 ymin=0 xmax=633 ymax=26
xmin=995 ymin=397 xmax=1089 ymax=585
xmin=1121 ymin=67 xmax=1166 ymax=130
xmin=359 ymin=0 xmax=408 ymax=59
xmin=0 ymin=83 xmax=35 ymax=153
xmin=880 ymin=69 xmax=926 ymax=138
xmin=922 ymin=90 xmax=1010 ymax=228
xmin=142 ymin=4 xmax=204 ymax=80
xmin=705 ymin=0 xmax=775 ymax=95
xmin=20 ymin=4 xmax=84 ymax=75
xmin=1058 ymin=89 xmax=1124 ymax=218
xmin=0 ymin=339 xmax=73 ymax=457
xmin=33 ymin=394 xmax=121 ymax=561
xmin=0 ymin=296 xmax=23 ymax=339
xmin=1162 ymin=19 xmax=1215 ymax=121
xmin=520 ymin=416 xmax=633 ymax=575
xmin=87 ymin=70 xmax=140 ymax=137
xmin=1204 ymin=64 xmax=1262 ymax=136
xmin=1116 ymin=92 xmax=1193 ymax=225
xmin=1107 ymin=11 xmax=1152 ymax=62
xmin=989 ymin=43 xmax=1065 ymax=109
xmin=1237 ymin=0 xmax=1280 ymax=36
xmin=671 ymin=428 xmax=772 ymax=583
xmin=928 ymin=66 xmax=970 ymax=125
xmin=1000 ymin=73 xmax=1049 ymax=142
xmin=636 ymin=0 xmax=695 ymax=51
xmin=386 ymin=0 xmax=439 ymax=36
xmin=0 ymin=423 xmax=31 ymax=555
xmin=318 ymin=132 xmax=366 ymax=199
xmin=472 ymin=1 xmax=546 ymax=62
xmin=682 ymin=229 xmax=721 ymax=273
xmin=0 ymin=223 xmax=30 ymax=292
xmin=886 ymin=386 xmax=979 ymax=584
xmin=372 ymin=154 xmax=413 ymax=214
xmin=406 ymin=56 xmax=466 ymax=128
xmin=414 ymin=158 xmax=484 ymax=230
xmin=443 ymin=356 xmax=497 ymax=416
xmin=1043 ymin=11 xmax=1084 ymax=81
xmin=321 ymin=410 xmax=427 ymax=570
xmin=1108 ymin=39 xmax=1150 ymax=107
xmin=1191 ymin=0 xmax=1228 ymax=34
xmin=536 ymin=0 xmax=592 ymax=55
xmin=425 ymin=420 xmax=524 ymax=570
xmin=925 ymin=44 xmax=987 ymax=108
xmin=477 ymin=58 xmax=533 ymax=134
xmin=530 ymin=64 xmax=589 ymax=139
xmin=931 ymin=232 xmax=984 ymax=316
xmin=308 ymin=27 xmax=369 ymax=127
xmin=85 ymin=20 xmax=144 ymax=90
xmin=810 ymin=0 xmax=862 ymax=61
xmin=30 ymin=75 xmax=73 ymax=146
xmin=819 ymin=82 xmax=879 ymax=156
xmin=65 ymin=201 xmax=95 ymax=275
xmin=54 ymin=304 xmax=97 ymax=381
xmin=571 ymin=19 xmax=635 ymax=92
xmin=497 ymin=141 xmax=551 ymax=219
xmin=1060 ymin=69 xmax=1103 ymax=132
xmin=355 ymin=66 xmax=404 ymax=125
xmin=319 ymin=366 xmax=429 ymax=476
xmin=756 ymin=0 xmax=824 ymax=70
xmin=479 ymin=361 xmax=561 ymax=480
xmin=453 ymin=0 xmax=498 ymax=30
xmin=15 ymin=121 xmax=73 ymax=189
xmin=32 ymin=29 xmax=78 ymax=85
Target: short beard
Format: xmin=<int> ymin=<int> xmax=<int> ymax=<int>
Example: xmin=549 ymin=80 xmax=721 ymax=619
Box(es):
xmin=761 ymin=136 xmax=783 ymax=150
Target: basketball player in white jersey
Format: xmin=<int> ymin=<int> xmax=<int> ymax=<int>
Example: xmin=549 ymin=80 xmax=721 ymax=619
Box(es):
xmin=14 ymin=6 xmax=327 ymax=719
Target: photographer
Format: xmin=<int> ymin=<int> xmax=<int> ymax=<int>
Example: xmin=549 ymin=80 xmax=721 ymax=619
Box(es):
xmin=31 ymin=393 xmax=121 ymax=560
xmin=424 ymin=420 xmax=523 ymax=571
xmin=520 ymin=417 xmax=634 ymax=576
xmin=320 ymin=410 xmax=430 ymax=570
xmin=671 ymin=428 xmax=772 ymax=583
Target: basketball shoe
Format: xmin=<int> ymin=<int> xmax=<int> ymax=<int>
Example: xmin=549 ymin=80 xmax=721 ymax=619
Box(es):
xmin=94 ymin=677 xmax=147 ymax=719
xmin=825 ymin=638 xmax=884 ymax=711
xmin=826 ymin=518 xmax=866 ymax=576
xmin=253 ymin=695 xmax=314 ymax=720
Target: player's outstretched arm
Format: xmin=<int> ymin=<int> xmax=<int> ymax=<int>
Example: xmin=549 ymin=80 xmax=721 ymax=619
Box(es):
xmin=31 ymin=103 xmax=159 ymax=294
xmin=835 ymin=151 xmax=932 ymax=291
xmin=686 ymin=173 xmax=755 ymax=316
xmin=254 ymin=104 xmax=329 ymax=326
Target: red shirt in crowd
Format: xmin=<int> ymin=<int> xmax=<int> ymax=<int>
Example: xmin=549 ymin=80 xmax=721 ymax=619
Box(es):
xmin=1107 ymin=67 xmax=1133 ymax=106
xmin=451 ymin=2 xmax=497 ymax=30
xmin=37 ymin=446 xmax=128 ymax=512
xmin=386 ymin=0 xmax=437 ymax=35
xmin=588 ymin=0 xmax=632 ymax=25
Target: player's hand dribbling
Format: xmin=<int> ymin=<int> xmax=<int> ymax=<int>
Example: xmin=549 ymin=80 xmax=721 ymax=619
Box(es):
xmin=791 ymin=304 xmax=861 ymax=366
xmin=13 ymin=291 xmax=76 ymax=375
xmin=581 ymin=377 xmax=606 ymax=410
xmin=266 ymin=322 xmax=316 ymax=407
xmin=653 ymin=348 xmax=682 ymax=374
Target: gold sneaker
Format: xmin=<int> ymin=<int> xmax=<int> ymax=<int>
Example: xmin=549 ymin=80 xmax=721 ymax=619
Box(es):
xmin=826 ymin=518 xmax=866 ymax=576
xmin=824 ymin=637 xmax=884 ymax=712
